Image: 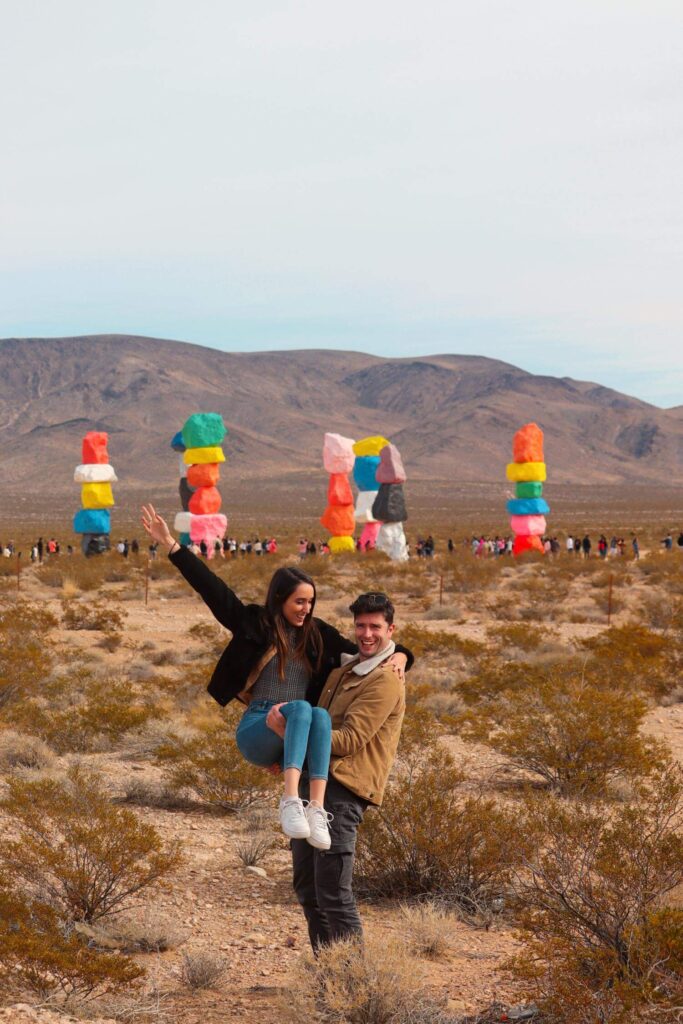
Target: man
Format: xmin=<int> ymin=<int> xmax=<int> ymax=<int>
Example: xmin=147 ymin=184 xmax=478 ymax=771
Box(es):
xmin=266 ymin=591 xmax=406 ymax=950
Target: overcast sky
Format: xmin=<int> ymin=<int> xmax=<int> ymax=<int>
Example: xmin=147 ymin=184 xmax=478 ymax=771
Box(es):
xmin=2 ymin=2 xmax=681 ymax=407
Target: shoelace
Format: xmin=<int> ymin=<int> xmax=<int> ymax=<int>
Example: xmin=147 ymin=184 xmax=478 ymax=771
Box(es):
xmin=307 ymin=804 xmax=334 ymax=826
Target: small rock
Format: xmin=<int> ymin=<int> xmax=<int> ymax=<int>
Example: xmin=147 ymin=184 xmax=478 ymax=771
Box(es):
xmin=245 ymin=865 xmax=267 ymax=878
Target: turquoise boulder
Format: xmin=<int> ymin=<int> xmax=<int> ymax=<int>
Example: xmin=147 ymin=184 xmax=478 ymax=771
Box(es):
xmin=182 ymin=413 xmax=226 ymax=449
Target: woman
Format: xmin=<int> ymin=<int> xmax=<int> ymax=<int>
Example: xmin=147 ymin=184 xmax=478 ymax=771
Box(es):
xmin=141 ymin=505 xmax=411 ymax=850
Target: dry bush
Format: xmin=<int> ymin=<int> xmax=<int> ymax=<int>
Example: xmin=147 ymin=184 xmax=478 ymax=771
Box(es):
xmin=180 ymin=951 xmax=227 ymax=990
xmin=461 ymin=672 xmax=665 ymax=797
xmin=0 ymin=765 xmax=181 ymax=922
xmin=155 ymin=707 xmax=277 ymax=811
xmin=121 ymin=777 xmax=195 ymax=811
xmin=488 ymin=623 xmax=548 ymax=651
xmin=396 ymin=622 xmax=485 ymax=661
xmin=0 ymin=873 xmax=143 ymax=1002
xmin=580 ymin=623 xmax=682 ymax=701
xmin=281 ymin=930 xmax=451 ymax=1024
xmin=510 ymin=765 xmax=683 ymax=1022
xmin=0 ymin=601 xmax=57 ymax=707
xmin=76 ymin=906 xmax=188 ymax=953
xmin=0 ymin=728 xmax=55 ymax=772
xmin=421 ymin=603 xmax=465 ymax=621
xmin=6 ymin=675 xmax=157 ymax=753
xmin=186 ymin=619 xmax=230 ymax=656
xmin=355 ymin=712 xmax=521 ymax=912
xmin=400 ymin=902 xmax=454 ymax=959
xmin=235 ymin=834 xmax=274 ymax=867
xmin=61 ymin=599 xmax=126 ymax=632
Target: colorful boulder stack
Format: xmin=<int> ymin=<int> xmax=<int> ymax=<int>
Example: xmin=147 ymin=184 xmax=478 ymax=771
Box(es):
xmin=73 ymin=431 xmax=117 ymax=555
xmin=321 ymin=433 xmax=356 ymax=553
xmin=373 ymin=443 xmax=409 ymax=561
xmin=353 ymin=435 xmax=389 ymax=551
xmin=174 ymin=413 xmax=228 ymax=558
xmin=505 ymin=422 xmax=549 ymax=556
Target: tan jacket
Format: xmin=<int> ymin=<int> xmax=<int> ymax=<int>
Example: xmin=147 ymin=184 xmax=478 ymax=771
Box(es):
xmin=318 ymin=655 xmax=405 ymax=806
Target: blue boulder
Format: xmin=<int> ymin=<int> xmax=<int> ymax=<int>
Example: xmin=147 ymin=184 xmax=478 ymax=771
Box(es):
xmin=506 ymin=497 xmax=550 ymax=516
xmin=353 ymin=455 xmax=381 ymax=491
xmin=73 ymin=508 xmax=111 ymax=534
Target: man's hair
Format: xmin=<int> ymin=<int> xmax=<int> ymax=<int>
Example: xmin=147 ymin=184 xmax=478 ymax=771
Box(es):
xmin=349 ymin=592 xmax=394 ymax=625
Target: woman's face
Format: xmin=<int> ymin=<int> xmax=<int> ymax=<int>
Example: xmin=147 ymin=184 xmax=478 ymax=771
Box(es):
xmin=281 ymin=583 xmax=315 ymax=627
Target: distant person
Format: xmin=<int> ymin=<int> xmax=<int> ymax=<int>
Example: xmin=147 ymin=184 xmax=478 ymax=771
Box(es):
xmin=131 ymin=538 xmax=139 ymax=556
xmin=609 ymin=536 xmax=618 ymax=557
xmin=598 ymin=535 xmax=607 ymax=559
xmin=37 ymin=537 xmax=44 ymax=563
xmin=678 ymin=531 xmax=683 ymax=549
xmin=661 ymin=532 xmax=673 ymax=552
xmin=566 ymin=535 xmax=574 ymax=554
xmin=116 ymin=540 xmax=125 ymax=555
xmin=632 ymin=534 xmax=640 ymax=560
xmin=582 ymin=535 xmax=591 ymax=559
xmin=448 ymin=538 xmax=454 ymax=555
xmin=67 ymin=544 xmax=73 ymax=556
xmin=30 ymin=545 xmax=38 ymax=563
xmin=199 ymin=539 xmax=208 ymax=558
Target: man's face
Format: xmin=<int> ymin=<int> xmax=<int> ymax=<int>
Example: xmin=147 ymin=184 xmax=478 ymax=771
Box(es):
xmin=354 ymin=612 xmax=395 ymax=661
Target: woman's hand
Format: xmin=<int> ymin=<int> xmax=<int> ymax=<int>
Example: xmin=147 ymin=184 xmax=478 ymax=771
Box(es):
xmin=141 ymin=504 xmax=175 ymax=550
xmin=265 ymin=703 xmax=287 ymax=738
xmin=387 ymin=651 xmax=407 ymax=682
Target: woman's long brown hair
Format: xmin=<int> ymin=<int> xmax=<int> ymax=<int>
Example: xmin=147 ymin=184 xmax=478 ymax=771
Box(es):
xmin=263 ymin=567 xmax=323 ymax=679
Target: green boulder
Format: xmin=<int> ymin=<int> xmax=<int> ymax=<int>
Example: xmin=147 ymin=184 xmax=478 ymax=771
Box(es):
xmin=515 ymin=480 xmax=543 ymax=498
xmin=182 ymin=413 xmax=226 ymax=449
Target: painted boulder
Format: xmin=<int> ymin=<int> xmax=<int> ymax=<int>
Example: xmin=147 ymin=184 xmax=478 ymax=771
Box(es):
xmin=359 ymin=521 xmax=381 ymax=550
xmin=375 ymin=443 xmax=406 ymax=484
xmin=355 ymin=491 xmax=378 ymax=524
xmin=189 ymin=486 xmax=222 ymax=515
xmin=329 ymin=535 xmax=356 ymax=554
xmin=81 ymin=482 xmax=115 ymax=509
xmin=323 ymin=433 xmax=355 ymax=474
xmin=353 ymin=456 xmax=381 ymax=491
xmin=179 ymin=477 xmax=195 ymax=511
xmin=187 ymin=463 xmax=220 ymax=488
xmin=174 ymin=512 xmax=192 ymax=533
xmin=352 ymin=435 xmax=390 ymax=457
xmin=376 ymin=522 xmax=409 ymax=562
xmin=515 ymin=480 xmax=544 ymax=499
xmin=171 ymin=430 xmax=186 ymax=453
xmin=73 ymin=508 xmax=111 ymax=534
xmin=510 ymin=514 xmax=547 ymax=537
xmin=320 ymin=504 xmax=356 ymax=535
xmin=81 ymin=533 xmax=111 ymax=557
xmin=183 ymin=445 xmax=225 ymax=465
xmin=74 ymin=464 xmax=117 ymax=484
xmin=513 ymin=423 xmax=544 ymax=464
xmin=182 ymin=413 xmax=227 ymax=449
xmin=513 ymin=534 xmax=545 ymax=556
xmin=506 ymin=461 xmax=546 ymax=483
xmin=506 ymin=497 xmax=550 ymax=516
xmin=189 ymin=513 xmax=228 ymax=551
xmin=327 ymin=472 xmax=354 ymax=507
xmin=372 ymin=483 xmax=407 ymax=524
xmin=82 ymin=431 xmax=109 ymax=464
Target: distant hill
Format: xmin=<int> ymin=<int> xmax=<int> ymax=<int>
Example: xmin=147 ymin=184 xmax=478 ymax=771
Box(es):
xmin=0 ymin=334 xmax=681 ymax=495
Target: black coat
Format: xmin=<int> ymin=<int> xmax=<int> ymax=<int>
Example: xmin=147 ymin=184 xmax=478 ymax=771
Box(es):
xmin=169 ymin=547 xmax=413 ymax=707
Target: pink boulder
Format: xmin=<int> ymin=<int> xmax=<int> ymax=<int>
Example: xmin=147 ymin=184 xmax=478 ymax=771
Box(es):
xmin=376 ymin=443 xmax=406 ymax=484
xmin=359 ymin=522 xmax=381 ymax=550
xmin=189 ymin=514 xmax=228 ymax=557
xmin=510 ymin=514 xmax=547 ymax=537
xmin=323 ymin=433 xmax=355 ymax=474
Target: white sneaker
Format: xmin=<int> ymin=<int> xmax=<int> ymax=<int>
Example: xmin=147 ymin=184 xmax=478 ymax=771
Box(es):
xmin=305 ymin=802 xmax=333 ymax=850
xmin=280 ymin=796 xmax=311 ymax=840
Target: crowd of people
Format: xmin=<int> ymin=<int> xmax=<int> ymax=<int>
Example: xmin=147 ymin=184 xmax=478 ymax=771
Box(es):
xmin=456 ymin=531 xmax=683 ymax=559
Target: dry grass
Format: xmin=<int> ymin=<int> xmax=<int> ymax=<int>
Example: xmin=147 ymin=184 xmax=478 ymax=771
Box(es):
xmin=400 ymin=902 xmax=454 ymax=959
xmin=179 ymin=951 xmax=227 ymax=990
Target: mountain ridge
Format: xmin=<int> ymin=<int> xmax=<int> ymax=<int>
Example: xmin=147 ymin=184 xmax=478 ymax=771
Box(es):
xmin=0 ymin=334 xmax=680 ymax=494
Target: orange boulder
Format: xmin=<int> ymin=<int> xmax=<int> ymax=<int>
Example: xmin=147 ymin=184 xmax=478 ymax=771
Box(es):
xmin=320 ymin=504 xmax=355 ymax=535
xmin=187 ymin=463 xmax=220 ymax=488
xmin=82 ymin=431 xmax=109 ymax=464
xmin=513 ymin=422 xmax=544 ymax=464
xmin=189 ymin=486 xmax=222 ymax=515
xmin=327 ymin=473 xmax=354 ymax=507
xmin=512 ymin=534 xmax=545 ymax=556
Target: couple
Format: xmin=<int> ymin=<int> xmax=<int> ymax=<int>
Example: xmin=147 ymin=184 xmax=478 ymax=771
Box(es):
xmin=142 ymin=505 xmax=411 ymax=949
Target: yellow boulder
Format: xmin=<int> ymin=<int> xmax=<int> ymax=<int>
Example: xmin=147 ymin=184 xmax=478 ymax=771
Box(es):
xmin=81 ymin=482 xmax=115 ymax=509
xmin=328 ymin=535 xmax=356 ymax=554
xmin=353 ymin=435 xmax=390 ymax=457
xmin=183 ymin=446 xmax=226 ymax=465
xmin=505 ymin=461 xmax=546 ymax=483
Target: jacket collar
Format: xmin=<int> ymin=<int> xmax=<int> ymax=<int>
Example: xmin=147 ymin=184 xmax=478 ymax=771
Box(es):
xmin=340 ymin=640 xmax=396 ymax=679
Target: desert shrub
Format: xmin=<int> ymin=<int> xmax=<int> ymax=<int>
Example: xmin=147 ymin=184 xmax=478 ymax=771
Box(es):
xmin=5 ymin=675 xmax=156 ymax=753
xmin=0 ymin=601 xmax=56 ymax=706
xmin=155 ymin=707 xmax=277 ymax=811
xmin=187 ymin=619 xmax=230 ymax=656
xmin=0 ymin=728 xmax=55 ymax=772
xmin=461 ymin=673 xmax=664 ymax=797
xmin=510 ymin=765 xmax=683 ymax=1022
xmin=75 ymin=907 xmax=188 ymax=954
xmin=235 ymin=834 xmax=274 ymax=867
xmin=281 ymin=930 xmax=451 ymax=1024
xmin=355 ymin=724 xmax=521 ymax=911
xmin=180 ymin=951 xmax=227 ymax=990
xmin=61 ymin=599 xmax=126 ymax=632
xmin=400 ymin=902 xmax=453 ymax=959
xmin=579 ymin=623 xmax=682 ymax=700
xmin=0 ymin=766 xmax=181 ymax=922
xmin=488 ymin=623 xmax=548 ymax=651
xmin=121 ymin=777 xmax=194 ymax=811
xmin=396 ymin=622 xmax=485 ymax=661
xmin=0 ymin=874 xmax=143 ymax=1001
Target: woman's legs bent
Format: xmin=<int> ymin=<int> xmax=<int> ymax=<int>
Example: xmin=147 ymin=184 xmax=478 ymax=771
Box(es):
xmin=280 ymin=702 xmax=332 ymax=804
xmin=235 ymin=704 xmax=285 ymax=768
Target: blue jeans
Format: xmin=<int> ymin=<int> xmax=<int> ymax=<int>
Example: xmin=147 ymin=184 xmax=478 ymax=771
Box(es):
xmin=235 ymin=700 xmax=332 ymax=780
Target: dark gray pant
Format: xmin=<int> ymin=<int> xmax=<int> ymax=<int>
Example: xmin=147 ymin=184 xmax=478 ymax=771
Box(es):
xmin=291 ymin=777 xmax=368 ymax=950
